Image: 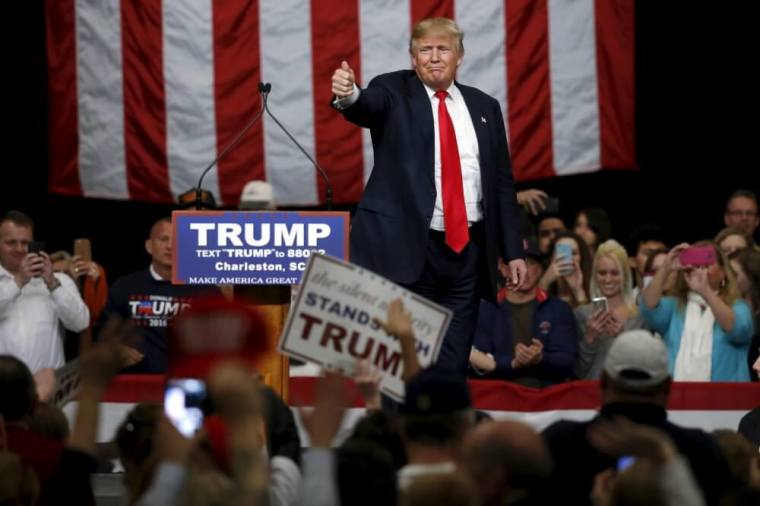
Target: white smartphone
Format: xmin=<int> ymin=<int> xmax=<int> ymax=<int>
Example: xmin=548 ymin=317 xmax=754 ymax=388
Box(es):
xmin=164 ymin=378 xmax=207 ymax=437
xmin=592 ymin=296 xmax=608 ymax=314
xmin=617 ymin=455 xmax=635 ymax=472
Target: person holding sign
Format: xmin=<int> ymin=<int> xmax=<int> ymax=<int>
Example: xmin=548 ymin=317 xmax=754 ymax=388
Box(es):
xmin=332 ymin=17 xmax=526 ymax=374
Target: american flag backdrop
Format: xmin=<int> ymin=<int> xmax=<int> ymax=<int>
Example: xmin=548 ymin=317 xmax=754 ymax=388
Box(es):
xmin=46 ymin=0 xmax=634 ymax=207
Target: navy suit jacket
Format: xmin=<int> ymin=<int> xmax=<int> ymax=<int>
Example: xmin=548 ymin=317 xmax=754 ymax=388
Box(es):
xmin=339 ymin=70 xmax=524 ymax=300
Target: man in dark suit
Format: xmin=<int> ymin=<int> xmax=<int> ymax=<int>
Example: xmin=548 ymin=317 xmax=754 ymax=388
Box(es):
xmin=331 ymin=17 xmax=526 ymax=374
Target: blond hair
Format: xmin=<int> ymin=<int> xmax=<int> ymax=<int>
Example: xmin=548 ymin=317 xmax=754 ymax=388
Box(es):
xmin=409 ymin=17 xmax=464 ymax=54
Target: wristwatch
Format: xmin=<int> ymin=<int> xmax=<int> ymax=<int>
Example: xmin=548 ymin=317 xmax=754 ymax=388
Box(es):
xmin=47 ymin=277 xmax=62 ymax=292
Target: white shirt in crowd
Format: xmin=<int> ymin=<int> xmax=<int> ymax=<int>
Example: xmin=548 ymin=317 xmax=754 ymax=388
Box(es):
xmin=0 ymin=264 xmax=89 ymax=372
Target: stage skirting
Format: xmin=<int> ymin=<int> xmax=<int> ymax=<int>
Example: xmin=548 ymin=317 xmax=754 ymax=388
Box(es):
xmin=63 ymin=376 xmax=760 ymax=445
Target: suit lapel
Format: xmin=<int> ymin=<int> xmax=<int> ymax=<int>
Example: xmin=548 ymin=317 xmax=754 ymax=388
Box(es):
xmin=458 ymin=83 xmax=492 ymax=192
xmin=408 ymin=74 xmax=435 ymax=188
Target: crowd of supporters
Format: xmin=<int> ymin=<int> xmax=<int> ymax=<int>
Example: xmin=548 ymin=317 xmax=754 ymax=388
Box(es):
xmin=1 ymin=188 xmax=758 ymax=505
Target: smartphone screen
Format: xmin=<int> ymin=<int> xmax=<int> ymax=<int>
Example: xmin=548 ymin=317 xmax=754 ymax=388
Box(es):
xmin=617 ymin=455 xmax=635 ymax=472
xmin=679 ymin=245 xmax=716 ymax=267
xmin=592 ymin=296 xmax=608 ymax=314
xmin=555 ymin=243 xmax=574 ymax=275
xmin=543 ymin=196 xmax=560 ymax=214
xmin=555 ymin=243 xmax=572 ymax=261
xmin=28 ymin=241 xmax=46 ymax=254
xmin=164 ymin=378 xmax=207 ymax=437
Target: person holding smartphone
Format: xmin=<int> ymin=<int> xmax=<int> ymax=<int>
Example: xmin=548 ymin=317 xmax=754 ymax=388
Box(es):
xmin=574 ymin=240 xmax=645 ymax=379
xmin=640 ymin=241 xmax=754 ymax=381
xmin=0 ymin=210 xmax=89 ymax=372
xmin=539 ymin=230 xmax=593 ymax=309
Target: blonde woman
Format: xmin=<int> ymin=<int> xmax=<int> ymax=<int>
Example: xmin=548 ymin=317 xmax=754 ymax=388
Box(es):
xmin=640 ymin=241 xmax=754 ymax=381
xmin=574 ymin=240 xmax=645 ymax=379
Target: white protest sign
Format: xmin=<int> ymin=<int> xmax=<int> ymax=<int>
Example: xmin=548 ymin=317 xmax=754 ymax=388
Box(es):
xmin=279 ymin=254 xmax=451 ymax=401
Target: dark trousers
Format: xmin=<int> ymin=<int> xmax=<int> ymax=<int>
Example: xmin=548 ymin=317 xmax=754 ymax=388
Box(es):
xmin=404 ymin=222 xmax=484 ymax=376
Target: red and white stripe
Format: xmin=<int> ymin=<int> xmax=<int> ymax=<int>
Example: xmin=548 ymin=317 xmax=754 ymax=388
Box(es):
xmin=47 ymin=0 xmax=634 ymax=207
xmin=64 ymin=376 xmax=760 ymax=443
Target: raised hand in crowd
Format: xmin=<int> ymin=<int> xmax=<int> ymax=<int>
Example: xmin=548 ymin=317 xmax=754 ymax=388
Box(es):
xmin=516 ymin=189 xmax=549 ymax=215
xmin=151 ymin=415 xmax=198 ymax=466
xmin=564 ymin=258 xmax=588 ymax=304
xmin=116 ymin=344 xmax=145 ymax=368
xmin=684 ymin=267 xmax=711 ymax=297
xmin=377 ymin=298 xmax=421 ymax=382
xmin=70 ymin=316 xmax=132 ymax=457
xmin=15 ymin=250 xmax=55 ymax=289
xmin=33 ymin=368 xmax=57 ymax=403
xmin=67 ymin=255 xmax=101 ymax=282
xmin=300 ymin=372 xmax=348 ymax=449
xmin=207 ymin=363 xmax=269 ymax=506
xmin=539 ymin=254 xmax=564 ymax=288
xmin=642 ymin=243 xmax=689 ymax=309
xmin=207 ymin=362 xmax=263 ymax=429
xmin=354 ymin=359 xmax=382 ymax=411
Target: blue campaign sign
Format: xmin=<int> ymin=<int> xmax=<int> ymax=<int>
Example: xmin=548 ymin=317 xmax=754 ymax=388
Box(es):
xmin=172 ymin=211 xmax=349 ymax=285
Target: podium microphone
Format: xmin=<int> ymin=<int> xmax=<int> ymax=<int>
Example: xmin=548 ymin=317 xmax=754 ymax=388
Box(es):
xmin=260 ymin=82 xmax=333 ymax=210
xmin=192 ymin=85 xmax=271 ymax=210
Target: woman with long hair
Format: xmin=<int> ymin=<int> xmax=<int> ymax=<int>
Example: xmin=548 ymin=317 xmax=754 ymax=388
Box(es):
xmin=539 ymin=230 xmax=593 ymax=308
xmin=640 ymin=241 xmax=754 ymax=381
xmin=574 ymin=240 xmax=645 ymax=379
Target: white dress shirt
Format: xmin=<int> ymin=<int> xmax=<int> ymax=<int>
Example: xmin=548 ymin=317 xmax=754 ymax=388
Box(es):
xmin=423 ymin=82 xmax=483 ymax=230
xmin=0 ymin=264 xmax=89 ymax=372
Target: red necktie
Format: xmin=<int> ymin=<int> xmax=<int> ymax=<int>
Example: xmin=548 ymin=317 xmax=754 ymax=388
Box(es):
xmin=435 ymin=90 xmax=469 ymax=253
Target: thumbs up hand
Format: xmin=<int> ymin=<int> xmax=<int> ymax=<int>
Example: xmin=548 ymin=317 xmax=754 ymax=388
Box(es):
xmin=332 ymin=60 xmax=356 ymax=98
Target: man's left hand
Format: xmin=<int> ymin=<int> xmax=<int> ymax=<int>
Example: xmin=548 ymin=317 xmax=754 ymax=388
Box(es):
xmin=505 ymin=258 xmax=528 ymax=291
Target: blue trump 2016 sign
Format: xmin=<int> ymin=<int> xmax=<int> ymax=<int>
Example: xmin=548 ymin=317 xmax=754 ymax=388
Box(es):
xmin=172 ymin=211 xmax=349 ymax=285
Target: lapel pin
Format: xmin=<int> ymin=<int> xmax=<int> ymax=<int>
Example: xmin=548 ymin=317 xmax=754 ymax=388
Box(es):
xmin=481 ymin=116 xmax=487 ymax=124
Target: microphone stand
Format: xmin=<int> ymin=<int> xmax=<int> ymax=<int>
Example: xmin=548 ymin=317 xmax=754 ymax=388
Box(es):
xmin=260 ymin=82 xmax=333 ymax=210
xmin=193 ymin=84 xmax=270 ymax=210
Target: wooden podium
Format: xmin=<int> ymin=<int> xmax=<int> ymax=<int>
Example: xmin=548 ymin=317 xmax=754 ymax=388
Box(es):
xmin=235 ymin=284 xmax=292 ymax=401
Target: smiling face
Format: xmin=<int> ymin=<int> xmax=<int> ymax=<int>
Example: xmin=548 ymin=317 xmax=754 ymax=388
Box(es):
xmin=0 ymin=220 xmax=32 ymax=274
xmin=595 ymin=255 xmax=623 ymax=298
xmin=411 ymin=33 xmax=462 ymax=91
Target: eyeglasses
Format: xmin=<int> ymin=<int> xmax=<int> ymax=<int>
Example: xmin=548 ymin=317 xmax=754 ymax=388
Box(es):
xmin=726 ymin=210 xmax=758 ymax=218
